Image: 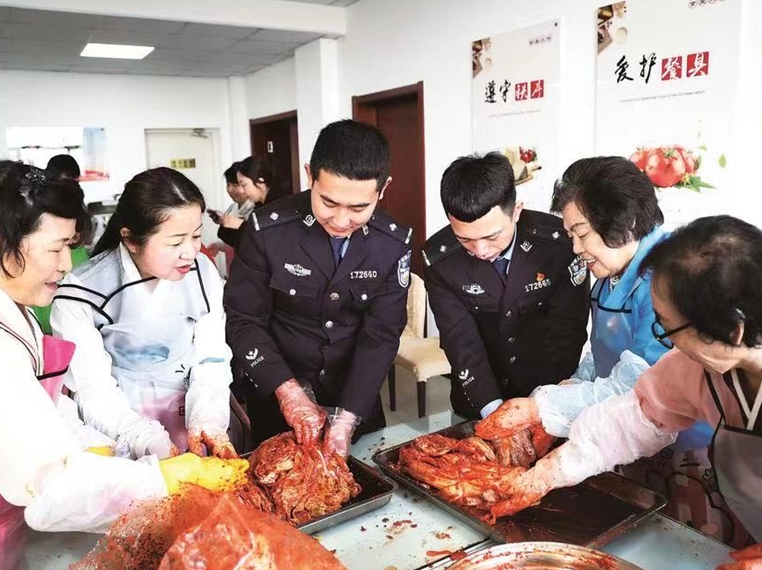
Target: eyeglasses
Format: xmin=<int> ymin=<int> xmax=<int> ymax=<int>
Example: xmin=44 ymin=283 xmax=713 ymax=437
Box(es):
xmin=651 ymin=317 xmax=692 ymax=349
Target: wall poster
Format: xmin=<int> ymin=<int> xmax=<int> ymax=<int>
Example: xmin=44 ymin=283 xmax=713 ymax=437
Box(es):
xmin=472 ymin=21 xmax=561 ymax=212
xmin=596 ymin=0 xmax=741 ymax=227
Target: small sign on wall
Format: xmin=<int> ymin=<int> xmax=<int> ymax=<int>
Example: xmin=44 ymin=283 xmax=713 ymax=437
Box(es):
xmin=170 ymin=158 xmax=196 ymax=169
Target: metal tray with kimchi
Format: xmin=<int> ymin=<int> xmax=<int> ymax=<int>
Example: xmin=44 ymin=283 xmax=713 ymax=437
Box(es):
xmin=372 ymin=420 xmax=666 ymax=548
xmin=297 ymin=456 xmax=398 ymax=535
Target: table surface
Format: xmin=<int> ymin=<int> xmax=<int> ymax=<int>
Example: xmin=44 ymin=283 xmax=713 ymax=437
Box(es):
xmin=26 ymin=410 xmax=732 ymax=570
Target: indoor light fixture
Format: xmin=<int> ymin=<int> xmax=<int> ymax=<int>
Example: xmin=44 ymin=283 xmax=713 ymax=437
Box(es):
xmin=80 ymin=43 xmax=154 ymax=60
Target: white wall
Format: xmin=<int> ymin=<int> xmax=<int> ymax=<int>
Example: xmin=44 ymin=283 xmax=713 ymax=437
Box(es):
xmin=0 ymin=70 xmax=234 ymax=208
xmin=243 ymin=58 xmax=298 ymax=122
xmin=244 ymin=0 xmax=762 ymax=232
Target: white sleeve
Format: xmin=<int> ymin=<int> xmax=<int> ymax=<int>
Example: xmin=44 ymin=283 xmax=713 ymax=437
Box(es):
xmin=550 ymin=389 xmax=678 ymax=487
xmin=24 ymin=453 xmax=166 ymax=533
xmin=0 ymin=336 xmax=166 ymax=533
xmin=185 ymin=258 xmax=233 ymax=437
xmin=533 ymin=350 xmax=650 ymax=438
xmin=570 ymin=351 xmax=596 ymax=384
xmin=51 ymin=274 xmax=170 ymax=458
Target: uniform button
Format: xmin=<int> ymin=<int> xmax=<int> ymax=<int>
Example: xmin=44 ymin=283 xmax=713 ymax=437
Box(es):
xmin=289 ymin=288 xmax=296 ymax=296
xmin=361 ymin=293 xmax=368 ymax=301
xmin=325 ymin=320 xmax=334 ymax=329
xmin=330 ymin=292 xmax=340 ymax=301
xmin=507 ymin=337 xmax=516 ymax=343
xmin=319 ymin=369 xmax=325 ymax=377
xmin=509 ymin=356 xmax=517 ymax=364
xmin=538 ymin=301 xmax=544 ymax=307
xmin=505 ymin=310 xmax=512 ymax=317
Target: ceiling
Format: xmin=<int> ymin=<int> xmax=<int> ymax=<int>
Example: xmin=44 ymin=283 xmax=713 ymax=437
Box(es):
xmin=0 ymin=1 xmax=360 ymax=77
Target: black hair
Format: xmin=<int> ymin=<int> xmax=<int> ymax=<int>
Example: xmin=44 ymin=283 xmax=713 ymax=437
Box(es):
xmin=309 ymin=119 xmax=390 ymax=192
xmin=0 ymin=161 xmax=90 ymax=277
xmin=551 ymin=156 xmax=663 ymax=248
xmin=440 ymin=152 xmax=516 ymax=222
xmin=640 ymin=215 xmax=762 ymax=348
xmin=237 ymin=155 xmax=285 ymax=202
xmin=223 ymin=162 xmax=240 ymax=185
xmin=46 ymin=154 xmax=81 ymax=180
xmin=93 ymin=167 xmax=206 ymax=256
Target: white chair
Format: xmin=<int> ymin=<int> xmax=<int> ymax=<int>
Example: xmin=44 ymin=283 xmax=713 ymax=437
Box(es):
xmin=388 ymin=273 xmax=451 ymax=417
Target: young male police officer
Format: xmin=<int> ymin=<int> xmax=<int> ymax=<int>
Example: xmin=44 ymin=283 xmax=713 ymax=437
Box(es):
xmin=423 ymin=152 xmax=589 ymax=422
xmin=224 ymin=120 xmax=411 ymax=456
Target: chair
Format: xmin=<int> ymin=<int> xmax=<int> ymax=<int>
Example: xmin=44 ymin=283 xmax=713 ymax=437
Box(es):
xmin=388 ymin=273 xmax=451 ymax=417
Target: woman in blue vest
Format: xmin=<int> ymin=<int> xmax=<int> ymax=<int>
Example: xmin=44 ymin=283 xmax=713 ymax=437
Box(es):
xmin=486 ymin=157 xmax=736 ymax=543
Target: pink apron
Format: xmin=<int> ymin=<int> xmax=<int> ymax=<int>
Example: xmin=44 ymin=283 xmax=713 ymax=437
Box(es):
xmin=0 ymin=322 xmax=75 ymax=570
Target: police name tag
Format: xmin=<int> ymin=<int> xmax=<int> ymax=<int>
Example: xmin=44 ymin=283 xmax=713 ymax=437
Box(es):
xmin=525 ymin=272 xmax=551 ymax=292
xmin=350 ymin=270 xmax=378 ymax=279
xmin=285 ymin=263 xmax=311 ymax=277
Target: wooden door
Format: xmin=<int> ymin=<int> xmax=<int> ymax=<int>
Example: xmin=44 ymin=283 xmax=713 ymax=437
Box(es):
xmin=249 ymin=111 xmax=301 ymax=195
xmin=353 ymin=82 xmax=426 ymax=277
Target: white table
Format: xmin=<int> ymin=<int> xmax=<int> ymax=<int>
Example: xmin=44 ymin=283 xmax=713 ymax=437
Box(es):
xmin=26 ymin=410 xmax=732 ymax=570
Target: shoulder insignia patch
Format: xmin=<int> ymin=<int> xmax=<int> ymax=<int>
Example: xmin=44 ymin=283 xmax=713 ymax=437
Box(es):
xmin=368 ymin=208 xmax=412 ymax=244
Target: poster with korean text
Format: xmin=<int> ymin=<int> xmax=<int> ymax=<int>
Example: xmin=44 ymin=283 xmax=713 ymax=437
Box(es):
xmin=472 ymin=21 xmax=561 ymax=212
xmin=595 ymin=0 xmax=741 ymax=228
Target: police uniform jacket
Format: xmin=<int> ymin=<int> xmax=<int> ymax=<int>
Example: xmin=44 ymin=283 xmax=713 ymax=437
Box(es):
xmin=224 ymin=190 xmax=412 ymax=426
xmin=423 ymin=209 xmax=589 ymax=419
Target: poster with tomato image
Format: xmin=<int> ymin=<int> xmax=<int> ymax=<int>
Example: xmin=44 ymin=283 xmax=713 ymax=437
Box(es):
xmin=595 ymin=0 xmax=741 ymax=227
xmin=472 ymin=21 xmax=561 ymax=212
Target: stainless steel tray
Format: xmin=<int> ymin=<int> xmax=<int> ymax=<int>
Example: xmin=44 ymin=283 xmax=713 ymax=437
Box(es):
xmin=445 ymin=542 xmax=643 ymax=569
xmin=297 ymin=456 xmax=398 ymax=535
xmin=372 ymin=421 xmax=666 ymax=548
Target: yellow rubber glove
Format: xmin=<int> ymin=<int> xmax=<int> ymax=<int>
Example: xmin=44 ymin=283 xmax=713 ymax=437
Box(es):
xmin=86 ymin=446 xmax=115 ymax=457
xmin=159 ymin=453 xmax=249 ymax=494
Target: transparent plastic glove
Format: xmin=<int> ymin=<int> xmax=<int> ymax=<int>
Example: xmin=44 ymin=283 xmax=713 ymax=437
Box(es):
xmin=718 ymin=544 xmax=762 ymax=570
xmin=475 ymin=397 xmax=540 ymax=441
xmin=492 ymin=429 xmax=537 ymax=468
xmin=487 ymin=459 xmax=556 ymax=521
xmin=116 ymin=417 xmax=179 ymax=459
xmin=323 ymin=408 xmax=361 ymax=457
xmin=145 ymin=430 xmax=180 ymax=459
xmin=159 ymin=453 xmax=249 ymax=494
xmin=274 ymin=379 xmax=326 ymax=445
xmin=188 ymin=429 xmax=239 ymax=459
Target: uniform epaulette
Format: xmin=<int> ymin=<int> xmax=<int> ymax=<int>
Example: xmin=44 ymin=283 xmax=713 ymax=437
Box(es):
xmin=422 ymin=226 xmax=462 ymax=267
xmin=250 ymin=193 xmax=305 ymax=232
xmin=368 ymin=208 xmax=412 ymax=245
xmin=523 ymin=211 xmax=569 ymax=246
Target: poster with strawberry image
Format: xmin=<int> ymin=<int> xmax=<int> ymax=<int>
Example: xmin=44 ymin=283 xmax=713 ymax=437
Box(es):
xmin=595 ymin=0 xmax=741 ymax=228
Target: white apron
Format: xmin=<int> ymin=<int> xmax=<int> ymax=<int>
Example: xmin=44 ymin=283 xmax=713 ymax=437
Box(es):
xmin=55 ymin=248 xmax=211 ymax=451
xmin=706 ymin=369 xmax=762 ymax=541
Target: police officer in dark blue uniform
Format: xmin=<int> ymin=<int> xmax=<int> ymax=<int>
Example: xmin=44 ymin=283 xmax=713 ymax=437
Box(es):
xmin=423 ymin=152 xmax=589 ymax=422
xmin=224 ymin=120 xmax=411 ymax=456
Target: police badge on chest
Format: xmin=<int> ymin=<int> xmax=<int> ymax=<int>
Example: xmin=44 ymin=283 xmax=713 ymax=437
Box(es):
xmin=525 ymin=272 xmax=551 ymax=292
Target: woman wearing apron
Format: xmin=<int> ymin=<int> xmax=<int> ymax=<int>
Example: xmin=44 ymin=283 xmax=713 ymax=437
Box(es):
xmin=487 ymin=215 xmax=761 ymax=566
xmin=51 ymin=167 xmax=236 ymax=460
xmin=484 ymin=157 xmax=722 ymax=540
xmin=0 ymin=162 xmax=247 ymax=570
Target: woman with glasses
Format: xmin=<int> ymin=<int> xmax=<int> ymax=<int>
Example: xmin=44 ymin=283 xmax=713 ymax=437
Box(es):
xmin=482 ymin=157 xmax=725 ymax=540
xmin=491 ymin=215 xmax=762 ymax=565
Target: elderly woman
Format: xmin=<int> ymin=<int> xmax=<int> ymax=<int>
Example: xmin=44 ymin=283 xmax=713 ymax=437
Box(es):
xmin=489 ymin=215 xmax=762 ymax=568
xmin=0 ymin=162 xmax=246 ymax=570
xmin=484 ymin=157 xmax=726 ymax=539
